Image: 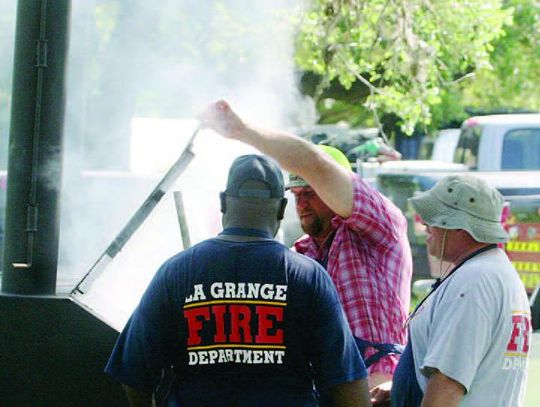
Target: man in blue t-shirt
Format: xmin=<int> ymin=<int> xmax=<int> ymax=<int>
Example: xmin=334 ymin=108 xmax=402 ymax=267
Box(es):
xmin=105 ymin=154 xmax=370 ymax=407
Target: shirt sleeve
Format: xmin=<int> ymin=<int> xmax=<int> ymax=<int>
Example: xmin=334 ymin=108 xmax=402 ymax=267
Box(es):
xmin=105 ymin=262 xmax=176 ymax=391
xmin=340 ymin=173 xmax=406 ymax=247
xmin=307 ymin=269 xmax=368 ymax=388
xmin=418 ymin=276 xmax=494 ymax=392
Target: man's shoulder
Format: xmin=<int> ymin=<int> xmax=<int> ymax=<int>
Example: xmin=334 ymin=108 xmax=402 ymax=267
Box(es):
xmin=286 ymin=243 xmax=324 ymax=268
xmin=457 ymin=249 xmax=515 ymax=282
xmin=347 ymin=173 xmax=406 ymax=226
xmin=292 ymin=234 xmax=313 ymax=253
xmin=350 ymin=172 xmax=378 ymax=196
xmin=283 ymin=243 xmax=334 ymax=284
xmin=159 ymin=238 xmax=219 ymax=270
xmin=442 ymin=249 xmax=524 ymax=305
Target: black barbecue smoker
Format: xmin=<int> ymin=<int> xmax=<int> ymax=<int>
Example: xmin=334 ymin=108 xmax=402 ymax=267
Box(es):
xmin=0 ymin=2 xmax=190 ymax=406
xmin=0 ymin=1 xmax=127 ymax=406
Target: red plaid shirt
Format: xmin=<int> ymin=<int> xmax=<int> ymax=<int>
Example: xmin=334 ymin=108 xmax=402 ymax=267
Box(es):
xmin=294 ymin=173 xmax=412 ymax=375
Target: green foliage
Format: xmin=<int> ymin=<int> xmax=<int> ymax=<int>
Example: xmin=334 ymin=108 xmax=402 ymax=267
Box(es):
xmin=463 ymin=0 xmax=540 ymax=111
xmin=295 ymin=0 xmax=516 ymax=133
xmin=429 ymin=88 xmax=468 ymax=129
xmin=317 ymin=98 xmax=375 ymax=126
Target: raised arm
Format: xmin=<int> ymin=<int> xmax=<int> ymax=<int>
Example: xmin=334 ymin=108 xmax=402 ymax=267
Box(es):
xmin=200 ymin=100 xmax=354 ymax=218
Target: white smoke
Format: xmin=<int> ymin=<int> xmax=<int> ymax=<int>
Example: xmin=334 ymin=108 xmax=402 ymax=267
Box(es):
xmin=59 ymin=0 xmax=310 ymax=329
xmin=0 ymin=0 xmax=16 ymax=170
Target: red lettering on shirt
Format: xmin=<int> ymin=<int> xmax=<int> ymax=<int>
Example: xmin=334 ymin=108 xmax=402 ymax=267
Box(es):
xmin=212 ymin=305 xmax=227 ymax=343
xmin=506 ymin=314 xmax=531 ymax=354
xmin=229 ymin=305 xmax=253 ymax=343
xmin=184 ymin=307 xmax=211 ymax=346
xmin=256 ymin=306 xmax=284 ymax=343
xmin=522 ymin=316 xmax=530 ymax=353
xmin=507 ymin=315 xmax=522 ymax=352
xmin=183 ymin=303 xmax=285 ymax=347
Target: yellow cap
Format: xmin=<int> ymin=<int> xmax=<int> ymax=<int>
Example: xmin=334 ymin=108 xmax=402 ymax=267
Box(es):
xmin=286 ymin=145 xmax=351 ymax=188
xmin=317 ymin=145 xmax=352 ymax=172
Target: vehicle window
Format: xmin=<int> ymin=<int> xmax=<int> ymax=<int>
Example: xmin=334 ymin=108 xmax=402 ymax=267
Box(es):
xmin=418 ymin=138 xmax=434 ymax=160
xmin=453 ymin=127 xmax=480 ymax=169
xmin=502 ymin=129 xmax=540 ymax=170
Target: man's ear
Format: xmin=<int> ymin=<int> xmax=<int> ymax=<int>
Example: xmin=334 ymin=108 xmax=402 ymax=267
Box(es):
xmin=277 ymin=198 xmax=287 ymax=220
xmin=220 ymin=192 xmax=226 ymax=213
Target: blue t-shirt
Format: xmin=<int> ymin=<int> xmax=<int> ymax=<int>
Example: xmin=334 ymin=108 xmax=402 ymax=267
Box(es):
xmin=105 ymin=234 xmax=366 ymax=406
xmin=390 ymin=339 xmax=423 ymax=407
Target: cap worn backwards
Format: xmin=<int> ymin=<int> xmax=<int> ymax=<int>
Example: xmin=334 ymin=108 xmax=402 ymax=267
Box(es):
xmin=226 ymin=155 xmax=284 ymax=199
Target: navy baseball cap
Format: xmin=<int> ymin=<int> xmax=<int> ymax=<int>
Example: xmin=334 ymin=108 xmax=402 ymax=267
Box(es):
xmin=225 ymin=155 xmax=284 ymax=199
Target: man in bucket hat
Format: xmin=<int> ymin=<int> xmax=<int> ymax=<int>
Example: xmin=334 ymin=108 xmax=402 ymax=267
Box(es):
xmin=371 ymin=174 xmax=531 ymax=407
xmin=106 ymin=154 xmax=371 ymax=407
xmin=200 ymin=100 xmax=412 ymax=389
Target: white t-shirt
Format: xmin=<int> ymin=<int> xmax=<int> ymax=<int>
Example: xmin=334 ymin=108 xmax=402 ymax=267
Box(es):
xmin=410 ymin=248 xmax=531 ymax=407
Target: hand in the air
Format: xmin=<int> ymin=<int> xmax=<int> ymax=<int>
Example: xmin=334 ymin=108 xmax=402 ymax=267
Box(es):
xmin=199 ymin=100 xmax=245 ymax=139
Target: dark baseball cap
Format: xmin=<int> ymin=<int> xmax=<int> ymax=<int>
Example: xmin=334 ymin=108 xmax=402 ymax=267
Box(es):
xmin=225 ymin=155 xmax=284 ymax=199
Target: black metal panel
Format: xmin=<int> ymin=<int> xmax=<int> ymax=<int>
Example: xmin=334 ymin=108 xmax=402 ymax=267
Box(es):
xmin=0 ymin=294 xmax=128 ymax=407
xmin=2 ymin=0 xmax=70 ymax=294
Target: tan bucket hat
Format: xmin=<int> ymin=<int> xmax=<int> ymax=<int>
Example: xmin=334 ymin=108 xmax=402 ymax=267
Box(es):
xmin=408 ymin=174 xmax=509 ymax=244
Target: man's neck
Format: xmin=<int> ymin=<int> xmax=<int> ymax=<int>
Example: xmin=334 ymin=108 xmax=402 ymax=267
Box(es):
xmin=313 ymin=228 xmax=335 ymax=249
xmin=217 ymin=235 xmax=271 ymax=242
xmin=446 ymin=242 xmax=493 ymax=265
xmin=220 ymin=225 xmax=275 ymax=241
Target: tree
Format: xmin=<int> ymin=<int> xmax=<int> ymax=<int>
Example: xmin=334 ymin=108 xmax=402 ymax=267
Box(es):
xmin=295 ymin=0 xmax=515 ymax=134
xmin=462 ymin=0 xmax=540 ymax=111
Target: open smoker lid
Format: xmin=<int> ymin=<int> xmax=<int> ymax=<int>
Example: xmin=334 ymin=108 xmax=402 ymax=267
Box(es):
xmin=70 ymin=124 xmax=257 ymax=332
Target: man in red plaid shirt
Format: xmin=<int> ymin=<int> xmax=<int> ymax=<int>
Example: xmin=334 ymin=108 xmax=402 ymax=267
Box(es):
xmin=201 ymin=100 xmax=412 ymax=388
